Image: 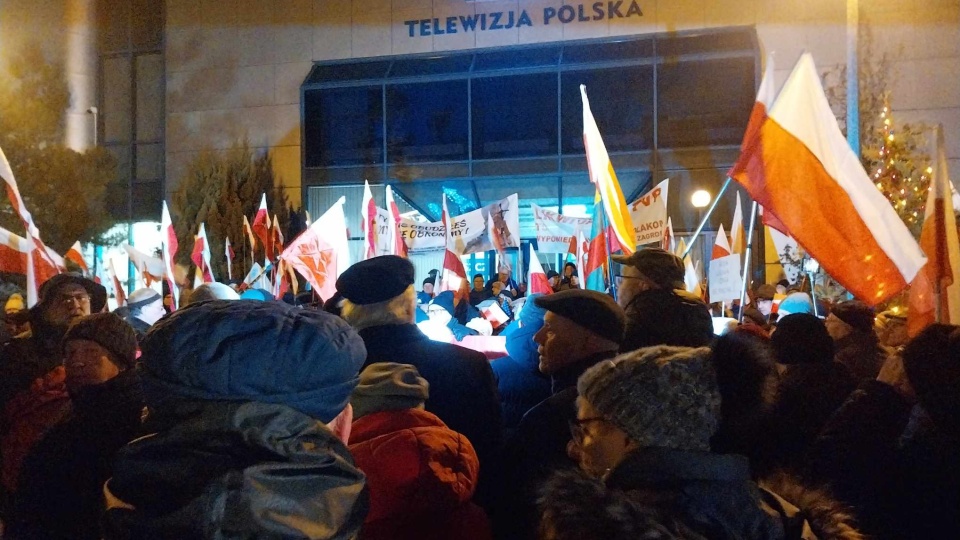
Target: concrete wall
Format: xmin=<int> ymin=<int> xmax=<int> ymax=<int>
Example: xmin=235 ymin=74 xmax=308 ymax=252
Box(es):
xmin=0 ymin=0 xmax=98 ymax=151
xmin=163 ymin=0 xmax=960 ymax=207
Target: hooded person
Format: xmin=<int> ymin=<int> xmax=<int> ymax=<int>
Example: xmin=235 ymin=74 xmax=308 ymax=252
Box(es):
xmin=490 ymin=294 xmax=552 ymax=437
xmin=8 ymin=313 xmax=143 ymax=540
xmin=546 ymin=346 xmax=861 ymax=540
xmin=826 ymin=300 xmax=886 ymax=381
xmin=124 ymin=288 xmax=164 ymax=340
xmin=496 ymin=289 xmax=625 ymax=539
xmin=612 ymin=248 xmax=713 ymax=352
xmin=348 ymin=363 xmax=492 ymax=540
xmin=336 ymin=256 xmax=502 ymax=505
xmin=809 ymin=324 xmax=960 ymax=539
xmin=101 ymin=300 xmax=369 ymax=539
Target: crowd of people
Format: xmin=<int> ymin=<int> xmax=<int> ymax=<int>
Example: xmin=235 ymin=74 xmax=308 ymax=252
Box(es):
xmin=0 ymin=248 xmax=955 ymax=539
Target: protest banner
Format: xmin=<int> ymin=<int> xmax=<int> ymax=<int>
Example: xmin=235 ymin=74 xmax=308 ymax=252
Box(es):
xmin=628 ymin=178 xmax=669 ymax=247
xmin=400 ymin=194 xmax=520 ymax=254
xmin=532 ymin=204 xmax=593 ymax=253
xmin=708 ymin=253 xmax=743 ymax=302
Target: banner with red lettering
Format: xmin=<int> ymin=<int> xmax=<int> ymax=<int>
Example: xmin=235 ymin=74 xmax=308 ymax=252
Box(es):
xmin=400 ymin=194 xmax=520 ymax=253
xmin=532 ymin=204 xmax=593 ymax=253
xmin=628 ymin=178 xmax=670 ymax=247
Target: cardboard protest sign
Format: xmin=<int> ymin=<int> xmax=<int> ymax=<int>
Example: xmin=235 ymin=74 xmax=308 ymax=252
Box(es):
xmin=708 ymin=253 xmax=743 ymax=302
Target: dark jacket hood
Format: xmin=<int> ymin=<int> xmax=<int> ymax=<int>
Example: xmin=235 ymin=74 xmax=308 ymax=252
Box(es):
xmin=621 ymin=289 xmax=714 ymax=353
xmin=104 ymin=400 xmax=368 ymax=539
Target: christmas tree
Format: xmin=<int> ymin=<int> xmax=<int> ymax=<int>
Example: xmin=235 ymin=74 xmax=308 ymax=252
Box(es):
xmin=860 ymin=97 xmax=930 ymax=237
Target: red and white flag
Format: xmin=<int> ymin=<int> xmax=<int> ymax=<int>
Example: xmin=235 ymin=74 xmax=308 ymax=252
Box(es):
xmin=271 ymin=214 xmax=284 ymax=261
xmin=438 ymin=194 xmax=467 ymax=295
xmin=361 ymin=180 xmax=377 ymax=260
xmin=123 ymin=243 xmax=164 ymax=287
xmin=385 ymin=185 xmax=407 ymax=257
xmin=661 ymin=217 xmax=676 ymax=253
xmin=279 ymin=197 xmax=350 ymax=302
xmin=712 ymin=223 xmax=732 ymax=260
xmin=161 ymin=201 xmax=179 ymax=310
xmin=251 ymin=193 xmax=271 ymax=259
xmin=191 ymin=223 xmax=215 ymax=286
xmin=0 ymin=226 xmax=29 ymax=275
xmin=728 ymin=53 xmax=925 ymax=305
xmin=225 ymin=237 xmax=235 ymax=281
xmin=65 ymin=241 xmax=89 ymax=274
xmin=908 ymin=124 xmax=960 ymax=335
xmin=527 ymin=244 xmax=553 ymax=295
xmin=109 ymin=257 xmax=126 ymax=307
xmin=730 ymin=193 xmax=745 ymax=255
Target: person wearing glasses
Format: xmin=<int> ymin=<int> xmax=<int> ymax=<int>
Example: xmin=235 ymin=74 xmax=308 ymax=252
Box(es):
xmin=495 ymin=289 xmax=625 ymax=539
xmin=538 ymin=346 xmax=856 ymax=539
xmin=612 ymin=248 xmax=713 ymax=353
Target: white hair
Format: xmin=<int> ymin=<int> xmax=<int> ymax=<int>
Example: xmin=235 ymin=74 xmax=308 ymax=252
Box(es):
xmin=341 ymin=285 xmax=416 ymax=331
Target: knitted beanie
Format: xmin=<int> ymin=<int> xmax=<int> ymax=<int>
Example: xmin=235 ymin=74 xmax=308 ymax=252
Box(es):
xmin=577 ymin=346 xmax=720 ymax=452
xmin=63 ymin=312 xmax=139 ymax=369
xmin=351 ymin=363 xmax=429 ymax=419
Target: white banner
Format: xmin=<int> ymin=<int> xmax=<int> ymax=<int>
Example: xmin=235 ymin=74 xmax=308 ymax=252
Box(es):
xmin=400 ymin=194 xmax=521 ymax=254
xmin=372 ymin=207 xmax=395 ymax=256
xmin=628 ymin=178 xmax=669 ymax=247
xmin=768 ymin=227 xmax=803 ymax=284
xmin=708 ymin=253 xmax=743 ymax=302
xmin=532 ymin=204 xmax=593 ymax=253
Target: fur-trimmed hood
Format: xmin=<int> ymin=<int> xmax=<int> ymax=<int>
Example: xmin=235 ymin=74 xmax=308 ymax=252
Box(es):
xmin=759 ymin=472 xmax=865 ymax=540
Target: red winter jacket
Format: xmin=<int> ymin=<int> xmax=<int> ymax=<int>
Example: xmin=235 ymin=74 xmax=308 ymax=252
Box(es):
xmin=349 ymin=408 xmax=492 ymax=540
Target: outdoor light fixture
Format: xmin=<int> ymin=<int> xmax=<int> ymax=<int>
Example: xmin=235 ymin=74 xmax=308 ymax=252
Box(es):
xmin=690 ymin=190 xmax=711 ymax=208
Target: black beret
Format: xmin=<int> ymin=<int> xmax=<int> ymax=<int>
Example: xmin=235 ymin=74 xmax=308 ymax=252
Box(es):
xmin=336 ymin=256 xmax=415 ymax=305
xmin=534 ymin=289 xmax=626 ymax=344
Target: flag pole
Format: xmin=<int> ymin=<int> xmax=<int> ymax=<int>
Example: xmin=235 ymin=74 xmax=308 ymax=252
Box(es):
xmin=737 ymin=201 xmax=759 ymax=322
xmin=682 ymin=177 xmax=732 ymax=259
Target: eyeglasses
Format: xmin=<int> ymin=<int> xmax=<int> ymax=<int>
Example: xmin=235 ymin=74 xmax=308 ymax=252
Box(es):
xmin=59 ymin=292 xmax=90 ymax=306
xmin=613 ymin=274 xmax=642 ymax=288
xmin=568 ymin=416 xmax=607 ymax=446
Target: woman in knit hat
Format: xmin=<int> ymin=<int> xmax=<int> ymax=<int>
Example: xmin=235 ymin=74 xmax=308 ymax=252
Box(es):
xmin=541 ymin=346 xmax=851 ymax=539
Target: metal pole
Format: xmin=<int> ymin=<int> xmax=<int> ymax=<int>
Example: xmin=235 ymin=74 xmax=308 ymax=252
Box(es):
xmin=809 ymin=271 xmax=820 ymax=318
xmin=737 ymin=201 xmax=759 ymax=322
xmin=682 ymin=177 xmax=733 ymax=259
xmin=846 ymin=0 xmax=860 ymax=156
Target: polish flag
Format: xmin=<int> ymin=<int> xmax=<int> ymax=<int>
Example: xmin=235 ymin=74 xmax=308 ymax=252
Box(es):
xmin=527 ymin=243 xmax=553 ymax=295
xmin=242 ymin=215 xmax=256 ymax=252
xmin=161 ymin=201 xmax=179 ymax=310
xmin=279 ymin=197 xmax=349 ymax=302
xmin=729 ymin=53 xmax=925 ymax=305
xmin=581 ymin=85 xmax=636 ymax=256
xmin=361 ymin=180 xmax=377 ymax=260
xmin=251 ymin=193 xmax=271 ymax=258
xmin=0 ymin=226 xmax=30 ymax=275
xmin=271 ymin=214 xmax=284 ymax=261
xmin=438 ymin=194 xmax=468 ymax=295
xmin=712 ymin=223 xmax=732 ymax=260
xmin=191 ymin=223 xmax=215 ymax=286
xmin=109 ymin=258 xmax=126 ymax=306
xmin=385 ymin=185 xmax=407 ymax=257
xmin=65 ymin=242 xmax=89 ymax=274
xmin=225 ymin=237 xmax=235 ymax=281
xmin=730 ymin=193 xmax=745 ymax=255
xmin=123 ymin=243 xmax=164 ymax=287
xmin=661 ymin=217 xmax=676 ymax=253
xmin=908 ymin=125 xmax=960 ymax=335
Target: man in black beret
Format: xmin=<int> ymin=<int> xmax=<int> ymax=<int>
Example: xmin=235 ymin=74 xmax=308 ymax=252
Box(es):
xmin=612 ymin=247 xmax=713 ymax=352
xmin=495 ymin=289 xmax=625 ymax=538
xmin=336 ymin=256 xmax=502 ymax=504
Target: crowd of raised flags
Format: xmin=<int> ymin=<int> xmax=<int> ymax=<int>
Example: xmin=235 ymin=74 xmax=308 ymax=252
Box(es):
xmin=0 ymin=51 xmax=956 ymax=337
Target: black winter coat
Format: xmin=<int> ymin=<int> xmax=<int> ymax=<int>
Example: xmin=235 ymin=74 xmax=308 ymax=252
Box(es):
xmin=358 ymin=324 xmax=503 ymax=482
xmin=490 ymin=319 xmax=551 ymax=437
xmin=7 ymin=369 xmax=144 ymax=540
xmin=621 ymin=289 xmax=714 ymax=353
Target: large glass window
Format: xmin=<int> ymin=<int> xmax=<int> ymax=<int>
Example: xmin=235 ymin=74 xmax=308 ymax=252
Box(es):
xmin=560 ymin=66 xmax=654 ymax=154
xmin=472 ymin=73 xmax=558 ymax=159
xmin=387 ymin=80 xmax=468 ymax=163
xmin=304 ymin=86 xmax=384 ymax=167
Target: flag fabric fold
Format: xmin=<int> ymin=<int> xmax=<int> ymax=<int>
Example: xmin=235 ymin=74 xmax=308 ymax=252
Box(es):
xmin=65 ymin=242 xmax=89 ymax=274
xmin=527 ymin=244 xmax=553 ymax=295
xmin=123 ymin=243 xmax=164 ymax=287
xmin=728 ymin=52 xmax=926 ymax=305
xmin=585 ymin=194 xmax=608 ymax=292
xmin=581 ymin=85 xmax=636 ymax=256
xmin=252 ymin=193 xmax=271 ymax=259
xmin=271 ymin=215 xmax=284 ymax=261
xmin=730 ymin=193 xmax=745 ymax=255
xmin=438 ymin=194 xmax=468 ymax=295
xmin=385 ymin=185 xmax=407 ymax=257
xmin=109 ymin=258 xmax=126 ymax=306
xmin=161 ymin=201 xmax=180 ymax=310
xmin=191 ymin=223 xmax=215 ymax=286
xmin=225 ymin=237 xmax=234 ymax=281
xmin=362 ymin=180 xmax=377 ymax=260
xmin=242 ymin=215 xmax=256 ymax=253
xmin=712 ymin=223 xmax=732 ymax=260
xmin=908 ymin=124 xmax=960 ymax=335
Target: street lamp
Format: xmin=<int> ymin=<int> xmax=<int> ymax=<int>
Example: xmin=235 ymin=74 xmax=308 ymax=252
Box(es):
xmin=86 ymin=106 xmax=98 ymax=146
xmin=691 ymin=189 xmax=711 ymax=208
